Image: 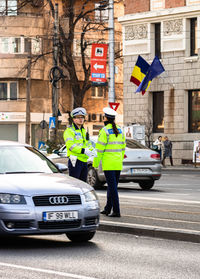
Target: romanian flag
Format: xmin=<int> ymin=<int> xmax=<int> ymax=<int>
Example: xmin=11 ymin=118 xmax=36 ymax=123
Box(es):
xmin=130 ymin=55 xmax=150 ymax=87
xmin=136 ymin=56 xmax=165 ymax=94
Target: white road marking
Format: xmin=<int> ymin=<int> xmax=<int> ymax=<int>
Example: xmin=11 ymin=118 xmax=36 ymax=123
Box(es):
xmin=0 ymin=262 xmax=98 ymax=279
xmin=97 ymin=192 xmax=200 ymax=204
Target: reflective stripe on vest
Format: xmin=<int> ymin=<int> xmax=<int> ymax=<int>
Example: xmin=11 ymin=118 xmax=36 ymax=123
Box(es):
xmin=69 ymin=143 xmax=83 ymax=151
xmin=104 ymin=148 xmax=125 ymax=152
xmin=65 ymin=137 xmax=74 ymax=143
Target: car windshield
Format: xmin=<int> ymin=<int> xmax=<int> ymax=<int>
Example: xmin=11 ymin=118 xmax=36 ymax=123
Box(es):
xmin=126 ymin=139 xmax=148 ymax=149
xmin=0 ymin=146 xmax=59 ymax=174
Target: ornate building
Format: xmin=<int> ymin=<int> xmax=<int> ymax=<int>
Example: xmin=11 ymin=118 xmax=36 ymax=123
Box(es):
xmin=119 ymin=0 xmax=200 ymax=164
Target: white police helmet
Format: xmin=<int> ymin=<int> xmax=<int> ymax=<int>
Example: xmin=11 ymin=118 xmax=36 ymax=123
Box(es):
xmin=71 ymin=107 xmax=87 ymax=118
xmin=103 ymin=107 xmax=117 ymax=119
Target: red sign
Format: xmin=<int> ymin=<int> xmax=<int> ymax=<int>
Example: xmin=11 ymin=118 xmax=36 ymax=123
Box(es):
xmin=109 ymin=102 xmax=120 ymax=111
xmin=91 ymin=44 xmax=108 ymax=83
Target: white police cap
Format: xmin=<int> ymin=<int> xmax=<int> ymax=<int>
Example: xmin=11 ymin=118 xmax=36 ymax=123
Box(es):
xmin=103 ymin=107 xmax=117 ymax=119
xmin=71 ymin=107 xmax=87 ymax=118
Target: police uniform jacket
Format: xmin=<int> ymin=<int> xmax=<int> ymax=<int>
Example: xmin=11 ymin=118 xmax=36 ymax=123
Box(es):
xmin=93 ymin=123 xmax=126 ymax=170
xmin=63 ymin=123 xmax=92 ymax=162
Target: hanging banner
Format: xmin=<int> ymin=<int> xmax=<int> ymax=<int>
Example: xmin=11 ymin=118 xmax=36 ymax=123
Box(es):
xmin=91 ymin=44 xmax=108 ymax=84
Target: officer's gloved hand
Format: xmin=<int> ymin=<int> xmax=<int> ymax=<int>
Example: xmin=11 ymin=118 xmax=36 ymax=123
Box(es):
xmin=84 ymin=148 xmax=93 ymax=157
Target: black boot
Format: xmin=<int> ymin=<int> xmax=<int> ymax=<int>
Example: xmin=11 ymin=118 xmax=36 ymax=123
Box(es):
xmin=170 ymin=157 xmax=173 ymax=166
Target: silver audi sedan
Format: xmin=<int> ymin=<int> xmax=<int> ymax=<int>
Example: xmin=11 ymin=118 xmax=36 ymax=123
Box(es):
xmin=0 ymin=141 xmax=99 ymax=242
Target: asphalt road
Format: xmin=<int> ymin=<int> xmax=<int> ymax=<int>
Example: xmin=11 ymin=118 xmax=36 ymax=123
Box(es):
xmin=97 ymin=171 xmax=200 ymax=235
xmin=0 ymin=231 xmax=200 ymax=279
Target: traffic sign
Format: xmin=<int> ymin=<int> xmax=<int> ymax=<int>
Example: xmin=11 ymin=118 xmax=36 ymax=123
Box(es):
xmin=109 ymin=102 xmax=120 ymax=111
xmin=49 ymin=117 xmax=56 ymax=129
xmin=91 ymin=60 xmax=107 ymax=83
xmin=91 ymin=44 xmax=108 ymax=60
xmin=91 ymin=44 xmax=108 ymax=84
xmin=40 ymin=120 xmax=47 ymax=129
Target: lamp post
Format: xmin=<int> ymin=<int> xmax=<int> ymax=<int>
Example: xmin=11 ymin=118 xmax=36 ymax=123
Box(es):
xmin=51 ymin=3 xmax=59 ymax=142
xmin=108 ymin=0 xmax=115 ymax=103
xmin=25 ymin=38 xmax=31 ymax=144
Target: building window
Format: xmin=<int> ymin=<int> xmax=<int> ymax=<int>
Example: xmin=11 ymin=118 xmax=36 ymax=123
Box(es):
xmin=95 ymin=3 xmax=108 ymax=22
xmin=0 ymin=0 xmax=17 ymax=16
xmin=155 ymin=23 xmax=161 ymax=58
xmin=91 ymin=86 xmax=105 ymax=98
xmin=0 ymin=81 xmax=18 ymax=100
xmin=187 ymin=0 xmax=200 ymax=6
xmin=153 ymin=91 xmax=164 ymax=133
xmin=188 ymin=90 xmax=200 ymax=132
xmin=190 ymin=18 xmax=197 ymax=56
xmin=0 ymin=37 xmax=41 ymax=54
xmin=150 ymin=0 xmax=165 ymax=11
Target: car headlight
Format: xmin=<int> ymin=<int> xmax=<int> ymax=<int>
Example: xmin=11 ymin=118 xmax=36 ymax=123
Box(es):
xmin=0 ymin=193 xmax=26 ymax=204
xmin=84 ymin=190 xmax=98 ymax=202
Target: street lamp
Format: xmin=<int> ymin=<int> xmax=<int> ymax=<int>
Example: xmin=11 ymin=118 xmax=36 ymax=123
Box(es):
xmin=108 ymin=0 xmax=115 ymax=103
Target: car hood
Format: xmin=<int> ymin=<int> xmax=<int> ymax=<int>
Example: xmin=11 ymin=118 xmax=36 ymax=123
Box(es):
xmin=0 ymin=173 xmax=92 ymax=196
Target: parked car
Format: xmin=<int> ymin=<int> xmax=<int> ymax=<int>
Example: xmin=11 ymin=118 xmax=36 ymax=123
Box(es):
xmin=52 ymin=137 xmax=162 ymax=190
xmin=0 ymin=141 xmax=99 ymax=242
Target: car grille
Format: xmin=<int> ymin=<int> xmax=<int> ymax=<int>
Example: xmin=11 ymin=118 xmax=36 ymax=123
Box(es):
xmin=32 ymin=195 xmax=81 ymax=206
xmin=85 ymin=217 xmax=99 ymax=226
xmin=38 ymin=220 xmax=81 ymax=230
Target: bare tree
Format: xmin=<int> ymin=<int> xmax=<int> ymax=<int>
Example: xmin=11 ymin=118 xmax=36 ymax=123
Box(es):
xmin=17 ymin=0 xmax=123 ymax=108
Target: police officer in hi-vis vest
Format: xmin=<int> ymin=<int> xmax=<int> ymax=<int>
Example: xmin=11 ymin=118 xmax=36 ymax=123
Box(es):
xmin=93 ymin=107 xmax=126 ymax=217
xmin=63 ymin=107 xmax=94 ymax=182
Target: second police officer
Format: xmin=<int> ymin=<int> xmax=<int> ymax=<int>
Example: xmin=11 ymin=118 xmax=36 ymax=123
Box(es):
xmin=93 ymin=107 xmax=126 ymax=217
xmin=63 ymin=107 xmax=94 ymax=182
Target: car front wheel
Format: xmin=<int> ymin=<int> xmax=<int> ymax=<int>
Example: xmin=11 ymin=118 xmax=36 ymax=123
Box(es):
xmin=87 ymin=166 xmax=104 ymax=189
xmin=66 ymin=231 xmax=96 ymax=242
xmin=139 ymin=180 xmax=154 ymax=190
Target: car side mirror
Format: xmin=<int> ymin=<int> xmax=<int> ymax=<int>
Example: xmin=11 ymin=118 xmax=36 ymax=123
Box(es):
xmin=55 ymin=163 xmax=68 ymax=172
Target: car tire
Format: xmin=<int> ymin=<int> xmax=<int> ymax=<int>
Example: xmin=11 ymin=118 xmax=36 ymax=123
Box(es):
xmin=66 ymin=231 xmax=96 ymax=242
xmin=87 ymin=166 xmax=104 ymax=189
xmin=139 ymin=180 xmax=154 ymax=190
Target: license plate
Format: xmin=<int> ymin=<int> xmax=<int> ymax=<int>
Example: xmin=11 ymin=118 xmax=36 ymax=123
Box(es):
xmin=43 ymin=211 xmax=78 ymax=221
xmin=131 ymin=169 xmax=152 ymax=174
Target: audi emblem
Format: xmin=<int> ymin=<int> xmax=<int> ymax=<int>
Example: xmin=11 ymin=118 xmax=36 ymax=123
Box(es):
xmin=49 ymin=196 xmax=69 ymax=205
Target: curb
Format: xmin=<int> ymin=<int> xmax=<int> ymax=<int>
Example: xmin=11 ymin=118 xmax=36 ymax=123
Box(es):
xmin=98 ymin=221 xmax=200 ymax=243
xmin=161 ymin=168 xmax=200 ymax=172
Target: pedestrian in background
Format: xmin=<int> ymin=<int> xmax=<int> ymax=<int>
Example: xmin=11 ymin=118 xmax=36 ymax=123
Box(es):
xmin=63 ymin=107 xmax=94 ymax=182
xmin=153 ymin=136 xmax=163 ymax=160
xmin=93 ymin=107 xmax=126 ymax=217
xmin=162 ymin=136 xmax=173 ymax=167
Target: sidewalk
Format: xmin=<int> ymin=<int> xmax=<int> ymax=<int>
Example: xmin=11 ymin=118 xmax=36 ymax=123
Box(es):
xmin=161 ymin=165 xmax=200 ymax=171
xmin=98 ymin=165 xmax=200 ymax=243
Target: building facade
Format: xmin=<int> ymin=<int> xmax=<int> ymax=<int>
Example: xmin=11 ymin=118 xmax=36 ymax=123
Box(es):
xmin=119 ymin=0 xmax=200 ymax=164
xmin=0 ymin=0 xmax=123 ymax=147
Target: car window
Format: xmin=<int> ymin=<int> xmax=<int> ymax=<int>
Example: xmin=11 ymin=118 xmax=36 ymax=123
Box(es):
xmin=126 ymin=139 xmax=148 ymax=149
xmin=0 ymin=146 xmax=59 ymax=174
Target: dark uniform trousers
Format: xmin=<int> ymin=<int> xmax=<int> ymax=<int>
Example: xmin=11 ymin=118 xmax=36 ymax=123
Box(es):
xmin=104 ymin=170 xmax=121 ymax=214
xmin=68 ymin=159 xmax=88 ymax=182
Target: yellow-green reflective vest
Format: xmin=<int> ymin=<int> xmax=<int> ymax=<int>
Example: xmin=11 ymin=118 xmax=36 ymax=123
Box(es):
xmin=93 ymin=123 xmax=126 ymax=170
xmin=63 ymin=124 xmax=93 ymax=162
